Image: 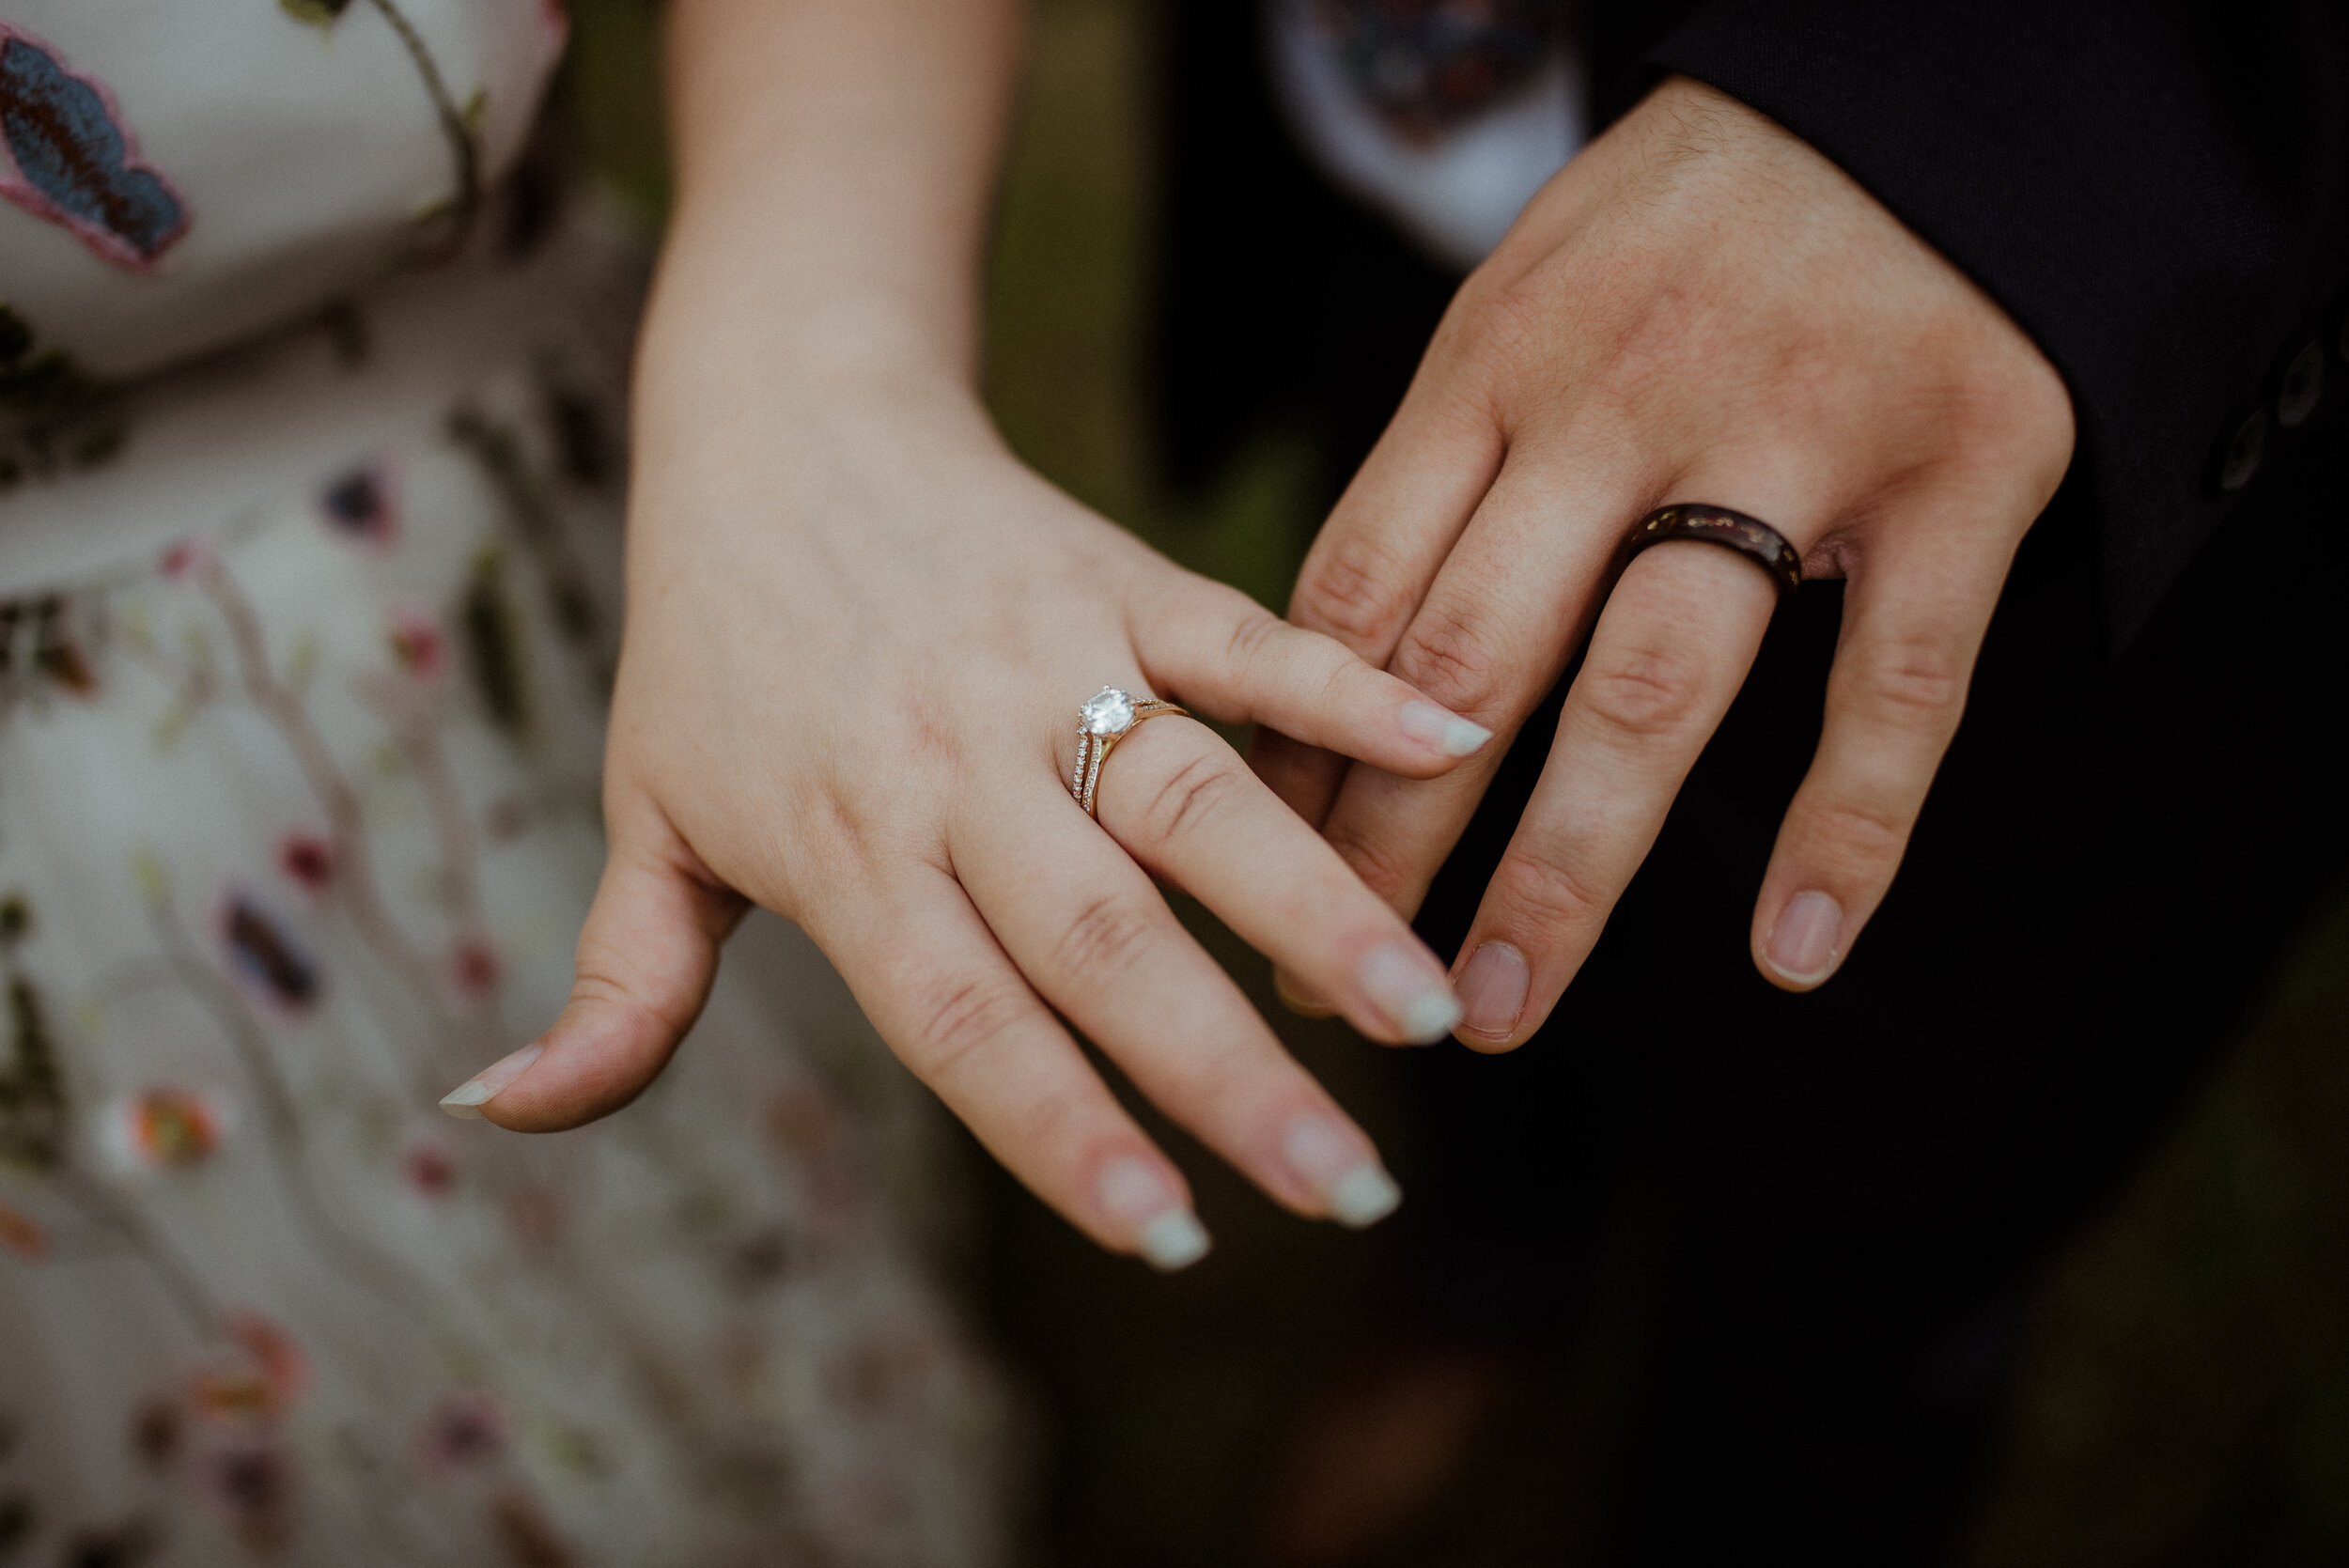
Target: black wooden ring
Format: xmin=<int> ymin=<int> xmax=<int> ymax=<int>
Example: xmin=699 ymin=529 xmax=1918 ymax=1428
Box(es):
xmin=1623 ymin=505 xmax=1802 ymax=601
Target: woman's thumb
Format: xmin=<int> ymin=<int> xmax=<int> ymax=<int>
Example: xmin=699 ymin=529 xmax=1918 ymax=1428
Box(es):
xmin=441 ymin=816 xmax=745 ymax=1132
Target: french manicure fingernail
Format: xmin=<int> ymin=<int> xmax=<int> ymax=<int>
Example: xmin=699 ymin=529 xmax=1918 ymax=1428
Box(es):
xmin=1283 ymin=1113 xmax=1403 ymax=1230
xmin=1766 ymin=891 xmax=1844 ymax=984
xmin=1456 ymin=941 xmax=1530 ymax=1040
xmin=1399 ymin=701 xmax=1493 ymax=758
xmin=438 ymin=1042 xmax=545 ymax=1119
xmin=1098 ymin=1156 xmax=1211 ymax=1271
xmin=1358 ymin=942 xmax=1464 ymax=1044
xmin=1137 ymin=1211 xmax=1212 ymax=1271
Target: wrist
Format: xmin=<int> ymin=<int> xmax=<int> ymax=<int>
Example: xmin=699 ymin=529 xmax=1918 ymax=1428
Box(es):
xmin=630 ymin=241 xmax=996 ymax=474
xmin=641 ymin=198 xmax=984 ymax=401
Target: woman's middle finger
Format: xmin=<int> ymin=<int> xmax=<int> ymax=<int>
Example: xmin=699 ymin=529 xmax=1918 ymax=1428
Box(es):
xmin=953 ymin=776 xmax=1406 ymax=1229
xmin=1089 ymin=715 xmax=1464 ymax=1047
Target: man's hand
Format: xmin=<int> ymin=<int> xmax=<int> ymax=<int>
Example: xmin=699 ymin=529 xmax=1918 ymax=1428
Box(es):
xmin=1255 ymin=76 xmax=2076 ymax=1048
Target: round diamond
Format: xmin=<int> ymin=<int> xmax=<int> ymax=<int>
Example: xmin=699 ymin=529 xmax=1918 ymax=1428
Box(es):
xmin=1081 ymin=688 xmax=1136 ymax=736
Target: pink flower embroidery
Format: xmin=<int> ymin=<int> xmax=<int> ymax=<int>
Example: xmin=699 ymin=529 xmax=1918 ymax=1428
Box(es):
xmin=158 ymin=537 xmax=212 ymax=581
xmin=414 ymin=1391 xmax=506 ymax=1477
xmin=386 ymin=604 xmax=445 ymax=681
xmin=186 ymin=1312 xmax=311 ymax=1429
xmin=0 ymin=1201 xmax=47 ymax=1259
xmin=223 ymin=1312 xmax=312 ymax=1407
xmin=276 ymin=831 xmax=335 ymax=897
xmin=403 ymin=1139 xmax=457 ymax=1200
xmin=449 ymin=934 xmax=502 ymax=1000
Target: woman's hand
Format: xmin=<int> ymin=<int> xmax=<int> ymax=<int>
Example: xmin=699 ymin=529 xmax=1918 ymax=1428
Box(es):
xmin=1255 ymin=76 xmax=2077 ymax=1047
xmin=449 ymin=359 xmax=1485 ymax=1265
xmin=429 ymin=0 xmax=1488 ymax=1265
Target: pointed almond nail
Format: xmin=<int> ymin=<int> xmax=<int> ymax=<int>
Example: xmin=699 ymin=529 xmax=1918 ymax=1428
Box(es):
xmin=1359 ymin=942 xmax=1464 ymax=1044
xmin=438 ymin=1042 xmax=544 ymax=1120
xmin=1399 ymin=701 xmax=1493 ymax=757
xmin=1137 ymin=1210 xmax=1212 ymax=1271
xmin=1097 ymin=1155 xmax=1212 ymax=1271
xmin=1283 ymin=1112 xmax=1403 ymax=1230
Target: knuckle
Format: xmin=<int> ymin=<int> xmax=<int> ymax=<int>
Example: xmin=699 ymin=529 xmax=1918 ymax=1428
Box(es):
xmin=1393 ymin=603 xmax=1503 ymax=715
xmin=1796 ymin=792 xmax=1913 ymax=871
xmin=1843 ymin=636 xmax=1967 ymax=731
xmin=568 ymin=950 xmax=694 ymax=1040
xmin=1008 ymin=1088 xmax=1089 ymax=1169
xmin=908 ymin=972 xmax=1033 ymax=1082
xmin=1453 ymin=272 xmax=1550 ymax=375
xmin=1050 ymin=892 xmax=1159 ymax=985
xmin=1221 ymin=603 xmax=1284 ymax=675
xmin=1496 ymin=846 xmax=1610 ymax=937
xmin=1136 ymin=747 xmax=1247 ymax=846
xmin=1320 ymin=820 xmax=1422 ymax=906
xmin=1296 ymin=533 xmax=1414 ymax=647
xmin=1579 ymin=642 xmax=1709 ymax=742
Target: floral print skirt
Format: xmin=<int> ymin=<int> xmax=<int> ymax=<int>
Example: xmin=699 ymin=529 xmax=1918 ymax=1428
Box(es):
xmin=0 ymin=225 xmax=1015 ymax=1568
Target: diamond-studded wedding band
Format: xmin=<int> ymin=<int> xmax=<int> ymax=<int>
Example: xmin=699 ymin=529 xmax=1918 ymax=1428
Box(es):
xmin=1072 ymin=687 xmax=1189 ymax=818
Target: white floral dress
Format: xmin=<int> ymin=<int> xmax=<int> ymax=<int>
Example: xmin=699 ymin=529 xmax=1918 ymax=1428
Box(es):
xmin=0 ymin=6 xmax=1014 ymax=1565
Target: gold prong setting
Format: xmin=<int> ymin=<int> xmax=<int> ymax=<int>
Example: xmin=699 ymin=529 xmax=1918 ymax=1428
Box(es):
xmin=1072 ymin=687 xmax=1187 ymax=817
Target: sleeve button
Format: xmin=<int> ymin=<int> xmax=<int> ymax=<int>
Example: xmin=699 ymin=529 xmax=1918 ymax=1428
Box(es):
xmin=2278 ymin=340 xmax=2326 ymax=427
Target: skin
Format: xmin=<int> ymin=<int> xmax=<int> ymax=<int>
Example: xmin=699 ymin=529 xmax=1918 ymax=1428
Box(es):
xmin=447 ymin=0 xmax=1490 ymax=1265
xmin=453 ymin=10 xmax=2077 ymax=1261
xmin=1254 ymin=75 xmax=2077 ymax=1048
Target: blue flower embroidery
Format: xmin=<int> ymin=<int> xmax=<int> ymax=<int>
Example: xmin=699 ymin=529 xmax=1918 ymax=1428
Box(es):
xmin=0 ymin=27 xmax=187 ymax=270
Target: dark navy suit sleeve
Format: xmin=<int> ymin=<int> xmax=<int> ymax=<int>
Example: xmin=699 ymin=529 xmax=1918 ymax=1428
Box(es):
xmin=1647 ymin=1 xmax=2349 ymax=645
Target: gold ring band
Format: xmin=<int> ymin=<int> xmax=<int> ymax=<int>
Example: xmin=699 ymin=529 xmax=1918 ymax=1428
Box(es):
xmin=1073 ymin=687 xmax=1189 ymax=818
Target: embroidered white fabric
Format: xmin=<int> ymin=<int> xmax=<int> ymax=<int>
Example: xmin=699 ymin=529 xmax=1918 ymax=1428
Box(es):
xmin=0 ymin=5 xmax=1019 ymax=1563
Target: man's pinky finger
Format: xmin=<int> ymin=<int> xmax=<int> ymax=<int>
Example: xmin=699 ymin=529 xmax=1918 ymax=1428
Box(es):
xmin=1750 ymin=529 xmax=2007 ymax=991
xmin=817 ymin=868 xmax=1215 ymax=1270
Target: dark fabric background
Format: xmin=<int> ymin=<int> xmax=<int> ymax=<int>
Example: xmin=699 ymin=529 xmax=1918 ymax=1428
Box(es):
xmin=1152 ymin=3 xmax=2349 ymax=1556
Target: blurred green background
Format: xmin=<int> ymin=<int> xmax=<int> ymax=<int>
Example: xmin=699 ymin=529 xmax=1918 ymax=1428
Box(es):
xmin=561 ymin=2 xmax=2349 ymax=1562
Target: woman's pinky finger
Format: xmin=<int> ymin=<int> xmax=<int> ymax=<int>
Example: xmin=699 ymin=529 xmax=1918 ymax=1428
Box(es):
xmin=812 ymin=867 xmax=1215 ymax=1270
xmin=1750 ymin=524 xmax=2010 ymax=990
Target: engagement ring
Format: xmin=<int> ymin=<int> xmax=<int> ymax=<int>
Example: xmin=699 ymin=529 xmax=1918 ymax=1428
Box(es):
xmin=1072 ymin=687 xmax=1188 ymax=818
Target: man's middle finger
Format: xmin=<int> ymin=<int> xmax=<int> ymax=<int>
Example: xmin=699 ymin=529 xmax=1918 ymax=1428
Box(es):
xmin=1310 ymin=455 xmax=1641 ymax=923
xmin=1446 ymin=536 xmax=1780 ymax=1048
